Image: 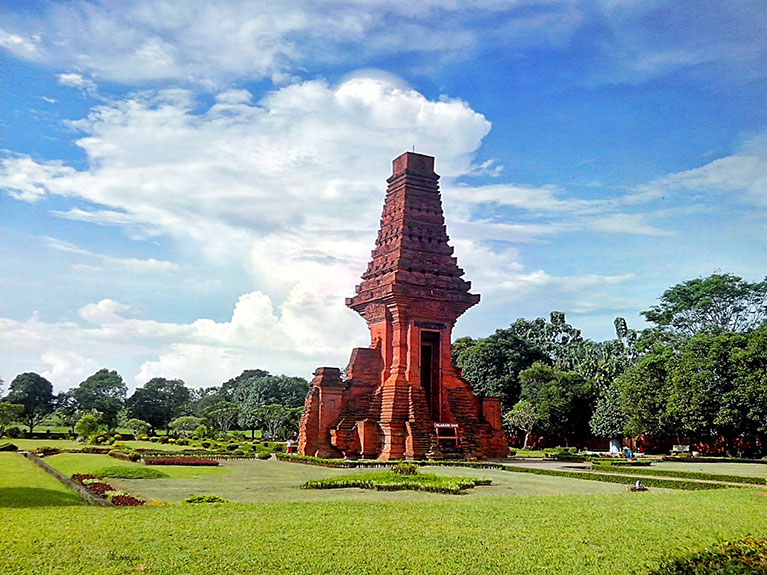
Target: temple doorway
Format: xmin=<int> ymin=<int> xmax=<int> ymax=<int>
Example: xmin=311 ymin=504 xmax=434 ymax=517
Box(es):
xmin=420 ymin=330 xmax=441 ymax=421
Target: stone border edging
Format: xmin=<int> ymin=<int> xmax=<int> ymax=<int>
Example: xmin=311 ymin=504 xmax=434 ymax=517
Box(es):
xmin=20 ymin=451 xmax=113 ymax=507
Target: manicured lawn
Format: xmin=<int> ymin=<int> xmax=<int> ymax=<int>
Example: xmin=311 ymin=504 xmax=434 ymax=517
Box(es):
xmin=1 ymin=488 xmax=765 ymax=574
xmin=3 ymin=453 xmax=767 ymax=574
xmin=44 ymin=454 xmax=629 ymax=503
xmin=653 ymin=461 xmax=767 ymax=478
xmin=0 ymin=453 xmax=83 ymax=508
xmin=6 ymin=438 xmax=191 ymax=452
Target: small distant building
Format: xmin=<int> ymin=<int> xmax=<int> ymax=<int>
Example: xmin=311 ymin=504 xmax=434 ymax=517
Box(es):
xmin=298 ymin=152 xmax=508 ymax=460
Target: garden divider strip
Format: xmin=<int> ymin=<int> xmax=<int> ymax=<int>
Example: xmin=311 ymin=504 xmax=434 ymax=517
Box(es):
xmin=20 ymin=451 xmax=113 ymax=507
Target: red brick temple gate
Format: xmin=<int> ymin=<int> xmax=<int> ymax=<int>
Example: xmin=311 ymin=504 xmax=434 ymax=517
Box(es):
xmin=298 ymin=152 xmax=508 ymax=460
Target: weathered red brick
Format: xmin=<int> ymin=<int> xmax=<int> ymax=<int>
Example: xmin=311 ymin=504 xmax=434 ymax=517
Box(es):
xmin=298 ymin=152 xmax=507 ymax=460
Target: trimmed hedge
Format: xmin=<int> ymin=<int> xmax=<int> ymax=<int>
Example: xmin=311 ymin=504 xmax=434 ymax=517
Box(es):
xmin=183 ymin=494 xmax=229 ymax=504
xmin=0 ymin=442 xmax=18 ymax=451
xmin=302 ymin=472 xmax=491 ymax=495
xmin=144 ymin=457 xmax=219 ymax=466
xmin=275 ymin=453 xmax=505 ymax=470
xmin=503 ymin=465 xmax=729 ymax=490
xmin=590 ymin=465 xmax=766 ymax=486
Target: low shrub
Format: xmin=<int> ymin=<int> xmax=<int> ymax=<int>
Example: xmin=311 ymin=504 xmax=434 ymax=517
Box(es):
xmin=138 ymin=434 xmax=150 ymax=441
xmin=226 ymin=443 xmax=240 ymax=452
xmin=392 ymin=463 xmax=419 ymax=475
xmin=107 ymin=449 xmax=142 ymax=462
xmin=149 ymin=436 xmax=159 ymax=443
xmin=0 ymin=442 xmax=18 ymax=451
xmin=647 ymin=536 xmax=767 ymax=574
xmin=589 ymin=465 xmax=766 ymax=485
xmin=507 ymin=449 xmax=517 ymax=457
xmin=5 ymin=426 xmax=23 ymax=439
xmin=502 ymin=465 xmax=729 ymax=490
xmin=144 ymin=457 xmax=219 ymax=466
xmin=175 ymin=438 xmax=190 ymax=446
xmin=183 ymin=494 xmax=229 ymax=504
xmin=200 ymin=440 xmax=212 ymax=448
xmin=33 ymin=446 xmax=60 ymax=457
xmin=77 ymin=446 xmax=112 ymax=454
xmin=93 ymin=466 xmax=169 ymax=479
xmin=257 ymin=452 xmax=271 ymax=460
xmin=302 ymin=472 xmax=491 ymax=495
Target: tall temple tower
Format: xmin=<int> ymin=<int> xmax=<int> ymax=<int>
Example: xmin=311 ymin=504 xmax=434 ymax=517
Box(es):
xmin=298 ymin=152 xmax=508 ymax=460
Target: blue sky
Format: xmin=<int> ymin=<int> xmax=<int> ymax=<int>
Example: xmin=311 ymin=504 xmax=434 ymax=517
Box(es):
xmin=1 ymin=1 xmax=765 ymax=392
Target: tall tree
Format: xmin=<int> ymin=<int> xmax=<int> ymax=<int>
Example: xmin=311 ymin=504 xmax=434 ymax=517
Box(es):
xmin=504 ymin=400 xmax=540 ymax=449
xmin=589 ymin=382 xmax=629 ymax=440
xmin=667 ymin=331 xmax=753 ymax=452
xmin=519 ymin=363 xmax=595 ymax=446
xmin=71 ymin=369 xmax=127 ymax=430
xmin=0 ymin=402 xmax=24 ymax=437
xmin=642 ymin=273 xmax=767 ymax=335
xmin=617 ymin=347 xmax=676 ymax=438
xmin=452 ymin=330 xmax=547 ymax=409
xmin=126 ymin=378 xmax=190 ymax=433
xmin=53 ymin=391 xmax=81 ymax=434
xmin=6 ymin=373 xmax=55 ymax=433
xmin=204 ymin=401 xmax=239 ymax=434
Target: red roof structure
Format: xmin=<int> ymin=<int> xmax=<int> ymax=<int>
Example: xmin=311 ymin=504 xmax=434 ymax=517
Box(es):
xmin=298 ymin=152 xmax=507 ymax=460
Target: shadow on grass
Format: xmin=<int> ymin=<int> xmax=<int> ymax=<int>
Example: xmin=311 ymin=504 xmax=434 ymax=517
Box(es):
xmin=0 ymin=487 xmax=83 ymax=508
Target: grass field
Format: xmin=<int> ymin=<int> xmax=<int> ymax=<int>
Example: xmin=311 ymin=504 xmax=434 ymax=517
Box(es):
xmin=6 ymin=438 xmax=196 ymax=451
xmin=3 ymin=448 xmax=767 ymax=574
xmin=42 ymin=453 xmax=629 ymax=503
xmin=0 ymin=453 xmax=83 ymax=508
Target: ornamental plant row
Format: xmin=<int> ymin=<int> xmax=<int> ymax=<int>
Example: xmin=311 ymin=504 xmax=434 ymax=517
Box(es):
xmin=71 ymin=474 xmax=146 ymax=506
xmin=143 ymin=457 xmax=219 ymax=466
xmin=589 ymin=464 xmax=766 ymax=485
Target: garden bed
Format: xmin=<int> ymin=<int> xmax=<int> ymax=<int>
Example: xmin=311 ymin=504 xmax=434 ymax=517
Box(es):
xmin=302 ymin=471 xmax=491 ymax=495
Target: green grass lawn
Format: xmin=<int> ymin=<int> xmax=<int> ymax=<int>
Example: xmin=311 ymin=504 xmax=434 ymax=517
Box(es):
xmin=653 ymin=460 xmax=767 ymax=478
xmin=0 ymin=453 xmax=83 ymax=508
xmin=43 ymin=454 xmax=629 ymax=503
xmin=6 ymin=438 xmax=195 ymax=452
xmin=1 ymin=487 xmax=765 ymax=574
xmin=3 ymin=452 xmax=767 ymax=574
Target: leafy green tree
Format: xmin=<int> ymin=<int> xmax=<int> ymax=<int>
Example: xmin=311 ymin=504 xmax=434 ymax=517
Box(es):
xmin=70 ymin=369 xmax=127 ymax=430
xmin=126 ymin=378 xmax=191 ymax=433
xmin=74 ymin=413 xmax=101 ymax=440
xmin=125 ymin=418 xmax=151 ymax=437
xmin=519 ymin=363 xmax=594 ymax=446
xmin=254 ymin=404 xmax=302 ymax=439
xmin=642 ymin=273 xmax=767 ymax=335
xmin=667 ymin=331 xmax=755 ymax=453
xmin=453 ymin=329 xmax=547 ymax=409
xmin=169 ymin=415 xmax=205 ymax=437
xmin=504 ymin=400 xmax=540 ymax=449
xmin=0 ymin=402 xmax=24 ymax=437
xmin=53 ymin=391 xmax=80 ymax=433
xmin=220 ymin=369 xmax=271 ymax=401
xmin=6 ymin=373 xmax=55 ymax=433
xmin=617 ymin=347 xmax=675 ymax=438
xmin=204 ymin=401 xmax=239 ymax=434
xmin=733 ymin=325 xmax=767 ymax=436
xmin=589 ymin=382 xmax=629 ymax=439
xmin=507 ymin=312 xmax=585 ymax=371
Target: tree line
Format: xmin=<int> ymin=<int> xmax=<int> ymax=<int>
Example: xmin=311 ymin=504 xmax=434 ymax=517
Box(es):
xmin=2 ymin=272 xmax=765 ymax=454
xmin=453 ymin=273 xmax=767 ymax=454
xmin=0 ymin=368 xmax=309 ymax=441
